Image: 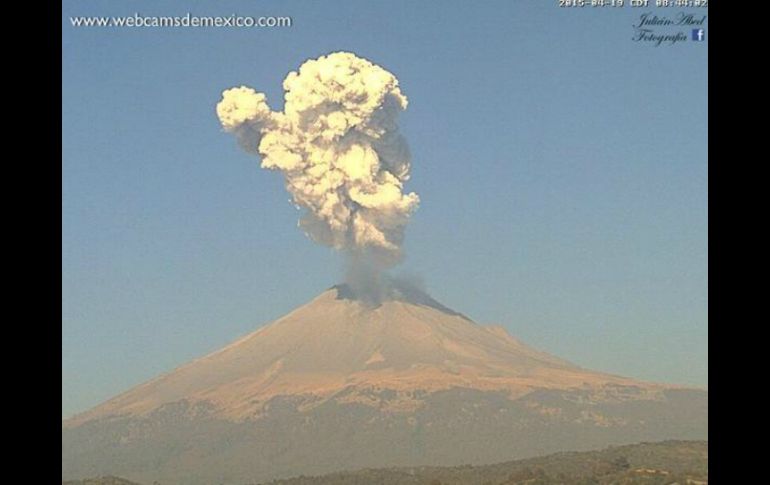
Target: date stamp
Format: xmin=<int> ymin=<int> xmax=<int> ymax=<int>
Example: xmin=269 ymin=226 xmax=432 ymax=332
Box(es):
xmin=558 ymin=0 xmax=625 ymax=6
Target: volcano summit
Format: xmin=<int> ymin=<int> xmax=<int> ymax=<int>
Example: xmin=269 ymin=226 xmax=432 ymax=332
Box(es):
xmin=62 ymin=285 xmax=707 ymax=485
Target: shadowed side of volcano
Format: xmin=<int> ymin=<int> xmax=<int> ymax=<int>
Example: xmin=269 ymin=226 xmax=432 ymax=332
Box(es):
xmin=62 ymin=386 xmax=707 ymax=485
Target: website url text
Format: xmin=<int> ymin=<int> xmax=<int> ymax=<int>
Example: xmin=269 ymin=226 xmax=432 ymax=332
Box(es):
xmin=70 ymin=13 xmax=293 ymax=28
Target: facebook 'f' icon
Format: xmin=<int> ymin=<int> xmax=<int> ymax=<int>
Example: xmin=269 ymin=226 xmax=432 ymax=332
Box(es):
xmin=692 ymin=29 xmax=705 ymax=41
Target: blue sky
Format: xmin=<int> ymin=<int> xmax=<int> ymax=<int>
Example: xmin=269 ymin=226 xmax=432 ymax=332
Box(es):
xmin=62 ymin=0 xmax=708 ymax=418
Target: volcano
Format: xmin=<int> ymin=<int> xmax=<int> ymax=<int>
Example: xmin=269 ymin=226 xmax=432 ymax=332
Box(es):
xmin=62 ymin=285 xmax=707 ymax=485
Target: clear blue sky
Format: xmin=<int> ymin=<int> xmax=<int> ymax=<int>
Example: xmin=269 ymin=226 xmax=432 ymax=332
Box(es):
xmin=63 ymin=0 xmax=708 ymax=418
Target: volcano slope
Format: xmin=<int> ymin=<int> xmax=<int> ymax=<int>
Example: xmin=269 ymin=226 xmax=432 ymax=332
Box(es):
xmin=62 ymin=285 xmax=707 ymax=485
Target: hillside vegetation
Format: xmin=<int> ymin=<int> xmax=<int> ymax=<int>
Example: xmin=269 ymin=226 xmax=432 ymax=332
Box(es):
xmin=63 ymin=477 xmax=142 ymax=485
xmin=260 ymin=440 xmax=707 ymax=485
xmin=63 ymin=441 xmax=707 ymax=484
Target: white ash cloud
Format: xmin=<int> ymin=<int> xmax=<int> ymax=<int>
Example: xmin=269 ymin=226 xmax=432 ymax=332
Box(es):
xmin=216 ymin=52 xmax=419 ymax=267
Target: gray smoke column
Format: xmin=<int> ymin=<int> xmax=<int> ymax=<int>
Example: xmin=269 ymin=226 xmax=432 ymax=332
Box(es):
xmin=216 ymin=52 xmax=419 ymax=300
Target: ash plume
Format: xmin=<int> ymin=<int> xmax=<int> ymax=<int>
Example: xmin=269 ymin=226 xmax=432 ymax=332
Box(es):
xmin=216 ymin=52 xmax=419 ymax=302
xmin=341 ymin=259 xmax=430 ymax=307
xmin=217 ymin=52 xmax=419 ymax=262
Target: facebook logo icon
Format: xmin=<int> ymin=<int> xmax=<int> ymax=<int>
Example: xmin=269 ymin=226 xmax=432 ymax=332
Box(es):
xmin=692 ymin=29 xmax=705 ymax=41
